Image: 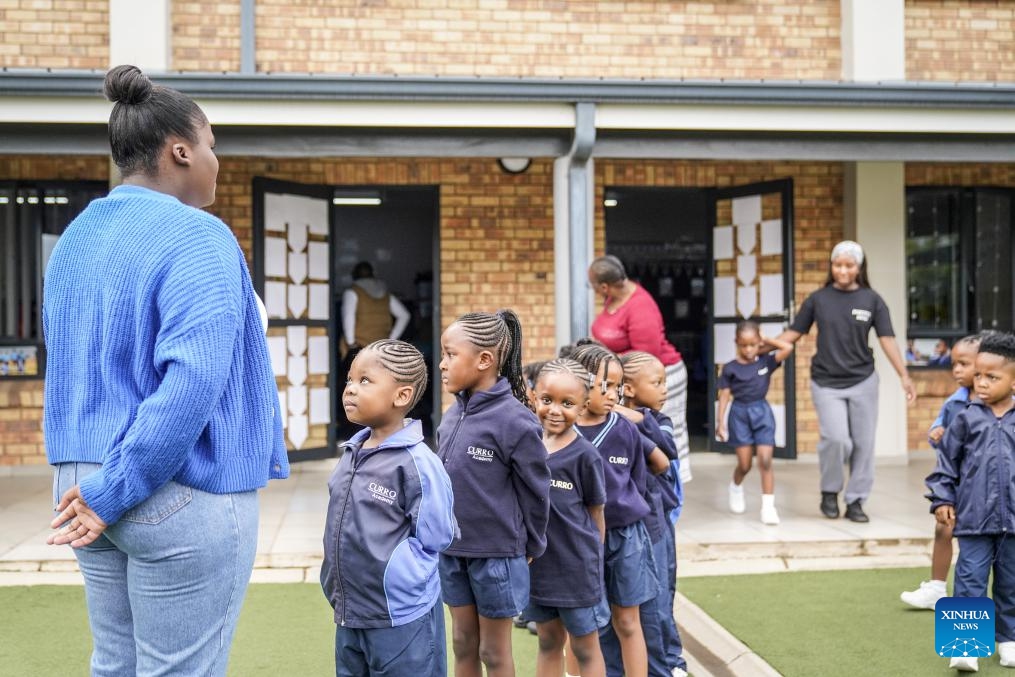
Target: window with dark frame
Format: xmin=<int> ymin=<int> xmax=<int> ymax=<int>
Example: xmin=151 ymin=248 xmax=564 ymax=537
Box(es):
xmin=0 ymin=181 xmax=107 ymax=376
xmin=905 ymin=186 xmax=1015 ymax=368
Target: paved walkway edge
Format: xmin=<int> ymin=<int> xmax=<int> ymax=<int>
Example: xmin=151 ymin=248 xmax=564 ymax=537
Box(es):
xmin=676 ymin=591 xmax=783 ymax=677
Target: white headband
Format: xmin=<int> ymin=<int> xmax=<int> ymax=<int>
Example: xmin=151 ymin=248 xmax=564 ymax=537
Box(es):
xmin=831 ymin=240 xmax=864 ymax=265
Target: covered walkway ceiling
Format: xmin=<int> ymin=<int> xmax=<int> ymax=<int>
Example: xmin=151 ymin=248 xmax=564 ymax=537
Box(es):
xmin=2 ymin=70 xmax=1014 ymax=161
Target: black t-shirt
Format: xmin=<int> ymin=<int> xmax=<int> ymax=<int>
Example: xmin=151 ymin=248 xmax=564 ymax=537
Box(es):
xmin=529 ymin=436 xmax=607 ymax=608
xmin=789 ymin=286 xmax=895 ymax=389
xmin=718 ymin=353 xmax=780 ymax=403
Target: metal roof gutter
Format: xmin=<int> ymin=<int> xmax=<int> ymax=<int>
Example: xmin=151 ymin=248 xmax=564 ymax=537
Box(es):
xmin=2 ymin=69 xmax=1014 ymax=108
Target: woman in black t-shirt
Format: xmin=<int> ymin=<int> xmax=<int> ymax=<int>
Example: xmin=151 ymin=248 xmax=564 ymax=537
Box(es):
xmin=774 ymin=241 xmax=915 ymax=523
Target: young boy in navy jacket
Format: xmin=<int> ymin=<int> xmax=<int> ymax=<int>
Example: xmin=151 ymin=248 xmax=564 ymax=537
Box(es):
xmin=321 ymin=340 xmax=457 ymax=677
xmin=926 ymin=332 xmax=1015 ymax=672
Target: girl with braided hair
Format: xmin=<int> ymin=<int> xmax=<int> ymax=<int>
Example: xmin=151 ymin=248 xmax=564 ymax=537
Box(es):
xmin=571 ymin=342 xmax=661 ymax=677
xmin=436 ymin=309 xmax=551 ymax=677
xmin=526 ymin=359 xmax=609 ymax=677
xmin=319 ymin=340 xmax=457 ymax=676
xmin=619 ymin=350 xmax=688 ymax=677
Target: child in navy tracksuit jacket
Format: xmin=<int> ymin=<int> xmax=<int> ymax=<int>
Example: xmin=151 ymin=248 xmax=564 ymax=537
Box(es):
xmin=572 ymin=342 xmax=661 ymax=677
xmin=321 ymin=340 xmax=457 ymax=677
xmin=925 ymin=332 xmax=1015 ymax=672
xmin=437 ymin=310 xmax=551 ymax=676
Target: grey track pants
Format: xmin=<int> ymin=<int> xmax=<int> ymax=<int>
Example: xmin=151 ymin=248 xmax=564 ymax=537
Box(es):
xmin=809 ymin=372 xmax=879 ymax=504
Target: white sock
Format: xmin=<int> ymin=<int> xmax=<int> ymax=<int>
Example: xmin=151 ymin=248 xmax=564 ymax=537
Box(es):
xmin=730 ymin=481 xmax=743 ymax=492
xmin=762 ymin=493 xmax=775 ymax=508
xmin=928 ymin=579 xmax=947 ymax=591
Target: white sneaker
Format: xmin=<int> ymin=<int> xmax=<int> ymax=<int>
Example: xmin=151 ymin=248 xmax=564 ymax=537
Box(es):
xmin=900 ymin=580 xmax=947 ymax=610
xmin=949 ymin=656 xmax=978 ymax=671
xmin=728 ymin=482 xmax=745 ymax=514
xmin=999 ymin=641 xmax=1015 ymax=667
xmin=671 ymin=668 xmax=688 ymax=677
xmin=760 ymin=504 xmax=780 ymax=525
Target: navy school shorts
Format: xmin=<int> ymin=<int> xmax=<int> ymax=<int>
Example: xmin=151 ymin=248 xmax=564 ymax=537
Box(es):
xmin=604 ymin=521 xmax=658 ymax=608
xmin=728 ymin=399 xmax=776 ymax=447
xmin=438 ymin=554 xmax=529 ymax=619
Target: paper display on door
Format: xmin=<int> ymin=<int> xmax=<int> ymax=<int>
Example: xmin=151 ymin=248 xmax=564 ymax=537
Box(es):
xmin=714 ymin=323 xmax=737 ymax=365
xmin=309 ymin=387 xmax=331 ymax=425
xmin=307 ymin=335 xmax=330 ymax=375
xmin=759 ymin=274 xmax=784 ymax=316
xmin=713 ymin=276 xmax=736 ymax=317
xmin=713 ymin=226 xmax=734 ymax=261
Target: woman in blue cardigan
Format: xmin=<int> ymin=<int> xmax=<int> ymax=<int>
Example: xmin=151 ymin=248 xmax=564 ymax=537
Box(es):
xmin=44 ymin=65 xmax=288 ymax=676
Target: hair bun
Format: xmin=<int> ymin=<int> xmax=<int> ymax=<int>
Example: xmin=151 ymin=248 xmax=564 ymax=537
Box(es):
xmin=103 ymin=64 xmax=153 ymax=105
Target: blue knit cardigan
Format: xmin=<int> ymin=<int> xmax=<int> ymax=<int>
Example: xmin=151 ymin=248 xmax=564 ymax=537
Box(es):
xmin=43 ymin=185 xmax=289 ymax=525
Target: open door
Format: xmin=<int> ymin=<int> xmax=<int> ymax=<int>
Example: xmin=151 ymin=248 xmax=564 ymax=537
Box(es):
xmin=708 ymin=179 xmax=796 ymax=458
xmin=253 ymin=177 xmax=335 ymax=460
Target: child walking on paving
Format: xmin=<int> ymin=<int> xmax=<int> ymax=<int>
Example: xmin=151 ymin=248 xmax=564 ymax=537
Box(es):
xmin=926 ymin=332 xmax=1015 ymax=672
xmin=900 ymin=333 xmax=983 ymax=610
xmin=717 ymin=320 xmax=794 ymax=525
xmin=321 ymin=340 xmax=457 ymax=676
xmin=437 ymin=310 xmax=551 ymax=677
xmin=527 ymin=359 xmax=610 ymax=677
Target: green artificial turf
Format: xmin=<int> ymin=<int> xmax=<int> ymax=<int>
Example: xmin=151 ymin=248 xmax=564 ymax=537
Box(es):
xmin=681 ymin=566 xmax=1008 ymax=677
xmin=0 ymin=583 xmax=539 ymax=676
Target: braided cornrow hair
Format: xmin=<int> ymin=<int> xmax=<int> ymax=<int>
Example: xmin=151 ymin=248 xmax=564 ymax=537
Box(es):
xmin=453 ymin=309 xmax=528 ymax=406
xmin=619 ymin=350 xmax=659 ymax=381
xmin=537 ymin=358 xmax=593 ymax=394
xmin=523 ymin=360 xmax=548 ymax=391
xmin=361 ymin=339 xmax=428 ymax=409
xmin=570 ymin=342 xmax=619 ymax=395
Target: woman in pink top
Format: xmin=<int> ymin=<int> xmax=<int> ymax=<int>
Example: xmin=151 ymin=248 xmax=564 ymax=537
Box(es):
xmin=588 ymin=255 xmax=691 ymax=482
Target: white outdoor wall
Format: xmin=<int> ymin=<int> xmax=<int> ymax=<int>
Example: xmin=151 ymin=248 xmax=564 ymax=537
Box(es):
xmin=109 ymin=0 xmax=170 ymax=71
xmin=844 ymin=162 xmax=909 ymax=459
xmin=841 ymin=0 xmax=905 ymax=81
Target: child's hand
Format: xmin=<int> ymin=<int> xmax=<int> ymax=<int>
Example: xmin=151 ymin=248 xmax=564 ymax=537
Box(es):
xmin=935 ymin=504 xmax=955 ymax=527
xmin=716 ymin=424 xmax=728 ymax=443
xmin=929 ymin=426 xmax=945 ymax=444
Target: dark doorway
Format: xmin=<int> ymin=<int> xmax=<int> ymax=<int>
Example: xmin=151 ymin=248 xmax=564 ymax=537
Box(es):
xmin=333 ymin=186 xmax=440 ymax=440
xmin=604 ymin=187 xmax=711 ymax=450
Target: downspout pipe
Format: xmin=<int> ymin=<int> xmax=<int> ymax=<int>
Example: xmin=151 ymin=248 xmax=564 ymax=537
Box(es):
xmin=240 ymin=0 xmax=256 ymax=75
xmin=568 ymin=102 xmax=596 ymax=342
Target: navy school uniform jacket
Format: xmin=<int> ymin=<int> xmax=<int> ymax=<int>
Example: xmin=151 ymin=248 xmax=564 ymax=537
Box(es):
xmin=321 ymin=420 xmax=458 ymax=628
xmin=530 ymin=435 xmax=607 ymax=608
xmin=635 ymin=406 xmax=682 ymax=521
xmin=437 ymin=377 xmax=550 ymax=559
xmin=576 ymin=411 xmax=653 ymax=530
xmin=929 ymin=386 xmax=971 ymax=449
xmin=925 ymin=401 xmax=1015 ymax=537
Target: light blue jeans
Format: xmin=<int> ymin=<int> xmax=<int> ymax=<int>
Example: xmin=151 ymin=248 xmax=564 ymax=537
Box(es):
xmin=54 ymin=462 xmax=259 ymax=677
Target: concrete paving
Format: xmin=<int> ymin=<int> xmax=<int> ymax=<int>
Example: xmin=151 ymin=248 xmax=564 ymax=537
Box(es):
xmin=0 ymin=450 xmax=942 ymax=676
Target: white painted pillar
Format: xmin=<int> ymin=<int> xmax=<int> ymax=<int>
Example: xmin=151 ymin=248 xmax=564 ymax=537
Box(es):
xmin=843 ymin=162 xmax=909 ymax=458
xmin=109 ymin=0 xmax=171 ymax=71
xmin=841 ymin=0 xmax=905 ymax=81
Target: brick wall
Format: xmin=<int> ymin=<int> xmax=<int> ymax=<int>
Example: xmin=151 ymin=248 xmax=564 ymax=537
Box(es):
xmin=211 ymin=156 xmax=559 ymax=361
xmin=175 ymin=0 xmax=841 ymax=80
xmin=171 ymin=0 xmax=241 ymax=72
xmin=907 ymin=0 xmax=1015 ymax=82
xmin=0 ymin=0 xmax=108 ymax=69
xmin=596 ymin=160 xmax=843 ymax=455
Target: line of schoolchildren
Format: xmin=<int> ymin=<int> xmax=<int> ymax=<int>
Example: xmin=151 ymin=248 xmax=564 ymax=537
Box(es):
xmin=319 ymin=308 xmax=690 ymax=676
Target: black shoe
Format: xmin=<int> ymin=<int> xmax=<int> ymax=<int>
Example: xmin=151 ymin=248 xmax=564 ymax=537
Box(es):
xmin=820 ymin=492 xmax=839 ymax=518
xmin=844 ymin=500 xmax=869 ymax=523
